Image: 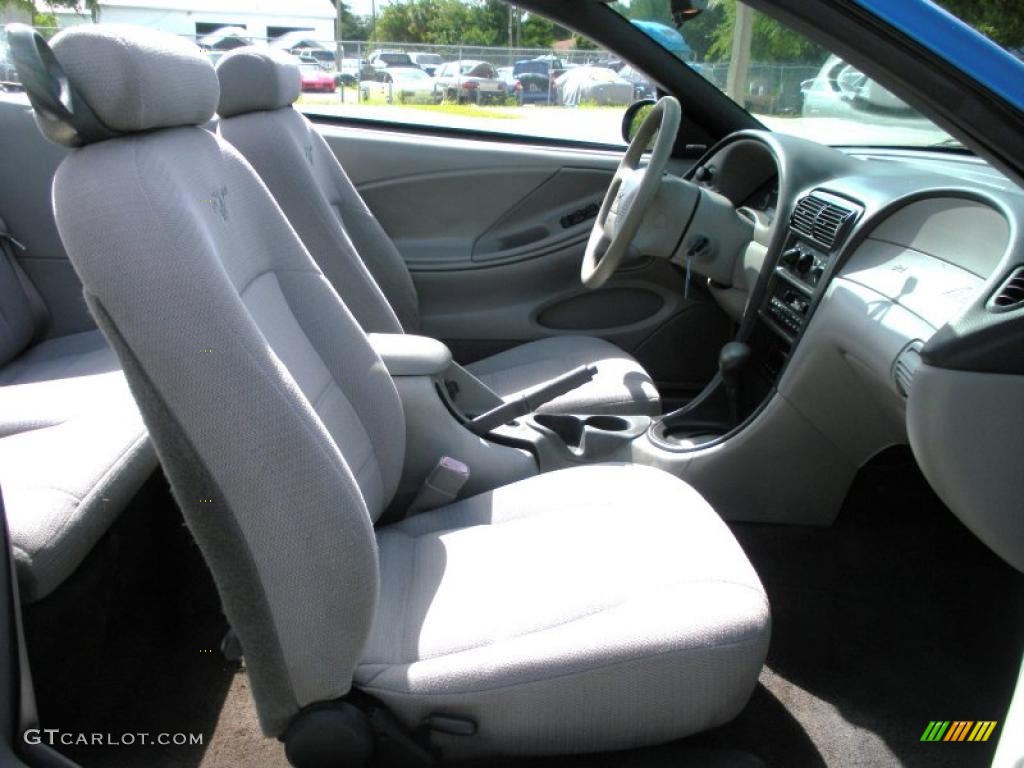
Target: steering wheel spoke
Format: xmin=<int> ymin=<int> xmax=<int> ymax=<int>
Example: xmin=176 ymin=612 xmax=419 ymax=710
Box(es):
xmin=581 ymin=96 xmax=682 ymax=289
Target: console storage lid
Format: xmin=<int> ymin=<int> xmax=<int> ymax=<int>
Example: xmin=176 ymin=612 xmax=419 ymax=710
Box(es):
xmin=368 ymin=333 xmax=452 ymax=377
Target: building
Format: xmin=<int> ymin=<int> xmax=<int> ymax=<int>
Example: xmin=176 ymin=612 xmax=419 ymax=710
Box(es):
xmin=48 ymin=0 xmax=337 ymax=44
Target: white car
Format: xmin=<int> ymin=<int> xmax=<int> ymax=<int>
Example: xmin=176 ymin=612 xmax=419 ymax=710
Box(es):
xmin=361 ymin=68 xmax=435 ymax=103
xmin=433 ymin=60 xmax=507 ymax=104
xmin=801 ymin=55 xmax=924 ymax=124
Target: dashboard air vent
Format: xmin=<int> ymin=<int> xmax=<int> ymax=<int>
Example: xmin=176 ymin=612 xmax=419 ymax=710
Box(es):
xmin=988 ymin=267 xmax=1024 ymax=312
xmin=892 ymin=341 xmax=924 ymax=398
xmin=791 ymin=194 xmax=856 ymax=250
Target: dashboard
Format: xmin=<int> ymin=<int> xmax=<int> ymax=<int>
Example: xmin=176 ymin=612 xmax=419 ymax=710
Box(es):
xmin=682 ymin=130 xmax=1024 ymax=569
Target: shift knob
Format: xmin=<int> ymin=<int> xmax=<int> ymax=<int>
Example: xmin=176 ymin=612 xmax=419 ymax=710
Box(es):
xmin=719 ymin=342 xmax=752 ymax=388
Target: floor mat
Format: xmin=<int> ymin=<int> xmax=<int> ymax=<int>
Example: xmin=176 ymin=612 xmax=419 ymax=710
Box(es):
xmin=703 ymin=449 xmax=1024 ymax=768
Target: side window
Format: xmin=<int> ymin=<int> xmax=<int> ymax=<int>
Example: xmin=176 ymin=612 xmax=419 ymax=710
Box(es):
xmin=293 ymin=6 xmax=659 ymax=146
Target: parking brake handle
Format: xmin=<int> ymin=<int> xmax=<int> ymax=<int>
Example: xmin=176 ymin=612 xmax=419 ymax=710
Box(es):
xmin=468 ymin=364 xmax=598 ymax=437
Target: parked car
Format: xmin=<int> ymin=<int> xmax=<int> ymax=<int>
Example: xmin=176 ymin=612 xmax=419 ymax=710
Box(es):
xmin=298 ymin=63 xmax=336 ymax=93
xmin=197 ymin=25 xmax=251 ymax=51
xmin=361 ymin=68 xmax=436 ymax=103
xmin=292 ymin=47 xmax=336 ymax=70
xmin=617 ymin=64 xmax=656 ymax=100
xmin=555 ymin=66 xmax=633 ymax=106
xmin=511 ymin=59 xmax=555 ymax=104
xmin=409 ymin=51 xmax=444 ymax=76
xmin=496 ymin=66 xmax=515 ymax=88
xmin=362 ymin=50 xmax=417 ymax=81
xmin=801 ymin=55 xmax=927 ymax=128
xmin=434 ymin=60 xmax=507 ymax=104
xmin=333 ymin=58 xmax=363 ymax=88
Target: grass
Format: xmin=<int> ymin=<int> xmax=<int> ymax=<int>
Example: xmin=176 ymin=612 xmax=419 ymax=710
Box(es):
xmin=297 ymin=91 xmax=524 ymax=120
xmin=404 ymin=103 xmax=522 ymax=120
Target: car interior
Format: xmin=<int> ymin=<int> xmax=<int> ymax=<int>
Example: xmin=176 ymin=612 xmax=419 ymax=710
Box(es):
xmin=0 ymin=1 xmax=1021 ymax=767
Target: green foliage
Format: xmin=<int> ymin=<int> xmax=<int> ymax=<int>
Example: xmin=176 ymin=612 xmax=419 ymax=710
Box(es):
xmin=704 ymin=1 xmax=824 ymax=62
xmin=933 ymin=0 xmax=1024 ymax=49
xmin=375 ymin=0 xmax=570 ymax=47
xmin=8 ymin=0 xmax=98 ymax=24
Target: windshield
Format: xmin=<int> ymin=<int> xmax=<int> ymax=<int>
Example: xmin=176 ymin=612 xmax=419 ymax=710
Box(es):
xmin=613 ymin=0 xmax=1021 ymax=149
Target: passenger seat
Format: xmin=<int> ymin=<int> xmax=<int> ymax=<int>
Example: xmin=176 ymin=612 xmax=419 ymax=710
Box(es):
xmin=214 ymin=48 xmax=662 ymax=418
xmin=0 ymin=211 xmax=156 ymax=602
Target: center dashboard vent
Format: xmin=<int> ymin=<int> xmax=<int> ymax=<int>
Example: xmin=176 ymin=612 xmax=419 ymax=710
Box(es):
xmin=988 ymin=267 xmax=1024 ymax=312
xmin=791 ymin=194 xmax=857 ymax=250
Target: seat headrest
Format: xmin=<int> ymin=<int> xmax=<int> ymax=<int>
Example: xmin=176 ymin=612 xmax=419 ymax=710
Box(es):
xmin=215 ymin=47 xmax=301 ymax=118
xmin=6 ymin=23 xmax=217 ymax=146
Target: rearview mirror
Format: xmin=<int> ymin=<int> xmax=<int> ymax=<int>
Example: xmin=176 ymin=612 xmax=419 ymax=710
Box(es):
xmin=671 ymin=0 xmax=707 ymax=25
xmin=621 ymin=98 xmax=656 ymax=144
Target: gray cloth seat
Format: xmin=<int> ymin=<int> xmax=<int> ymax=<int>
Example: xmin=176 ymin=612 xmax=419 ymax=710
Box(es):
xmin=214 ymin=48 xmax=660 ymax=417
xmin=0 ymin=378 xmax=153 ymax=601
xmin=43 ymin=24 xmax=768 ymax=759
xmin=0 ymin=240 xmax=155 ymax=601
xmin=362 ymin=463 xmax=770 ymax=758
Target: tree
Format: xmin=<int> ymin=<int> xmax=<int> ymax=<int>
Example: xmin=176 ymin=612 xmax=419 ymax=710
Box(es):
xmin=933 ymin=0 xmax=1024 ymax=49
xmin=374 ymin=0 xmax=569 ymax=48
xmin=705 ymin=1 xmax=824 ymax=62
xmin=8 ymin=0 xmax=95 ymax=25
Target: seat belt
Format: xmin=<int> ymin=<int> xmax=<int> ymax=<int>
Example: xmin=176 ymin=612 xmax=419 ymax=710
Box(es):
xmin=0 ymin=217 xmax=50 ymax=342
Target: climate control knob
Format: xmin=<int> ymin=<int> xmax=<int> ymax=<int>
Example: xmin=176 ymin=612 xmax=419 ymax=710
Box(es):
xmin=781 ymin=247 xmax=802 ymax=267
xmin=796 ymin=252 xmax=814 ymax=274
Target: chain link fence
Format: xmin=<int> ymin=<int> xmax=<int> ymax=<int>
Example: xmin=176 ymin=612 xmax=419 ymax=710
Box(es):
xmin=2 ymin=25 xmax=819 ymax=117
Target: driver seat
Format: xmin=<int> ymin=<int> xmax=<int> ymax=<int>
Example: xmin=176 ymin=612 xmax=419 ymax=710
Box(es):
xmin=214 ymin=47 xmax=660 ymax=417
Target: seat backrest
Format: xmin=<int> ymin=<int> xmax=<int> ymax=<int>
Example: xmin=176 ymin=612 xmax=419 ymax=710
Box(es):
xmin=0 ymin=216 xmax=46 ymax=366
xmin=30 ymin=25 xmax=405 ymax=736
xmin=215 ymin=48 xmax=421 ymax=334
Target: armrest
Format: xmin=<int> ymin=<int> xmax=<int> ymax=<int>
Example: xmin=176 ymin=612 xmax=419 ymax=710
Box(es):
xmin=368 ymin=333 xmax=452 ymax=377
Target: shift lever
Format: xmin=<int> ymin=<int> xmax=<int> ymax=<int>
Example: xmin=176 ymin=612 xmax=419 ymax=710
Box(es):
xmin=719 ymin=341 xmax=752 ymax=427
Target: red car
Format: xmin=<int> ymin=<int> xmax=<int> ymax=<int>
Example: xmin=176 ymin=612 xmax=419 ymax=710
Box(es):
xmin=299 ymin=63 xmax=335 ymax=93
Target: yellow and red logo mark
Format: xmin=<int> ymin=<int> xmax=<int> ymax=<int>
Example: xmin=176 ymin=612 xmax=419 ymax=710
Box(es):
xmin=921 ymin=721 xmax=998 ymax=742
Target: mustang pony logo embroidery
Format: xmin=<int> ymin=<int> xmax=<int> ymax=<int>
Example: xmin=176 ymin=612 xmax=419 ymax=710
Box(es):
xmin=201 ymin=186 xmax=229 ymax=221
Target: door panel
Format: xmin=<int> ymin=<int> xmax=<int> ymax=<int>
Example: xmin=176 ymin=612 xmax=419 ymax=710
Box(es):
xmin=317 ymin=121 xmax=731 ymax=396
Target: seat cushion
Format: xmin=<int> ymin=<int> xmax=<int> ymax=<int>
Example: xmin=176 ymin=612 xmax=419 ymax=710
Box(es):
xmin=0 ymin=330 xmax=125 ymax=436
xmin=360 ymin=464 xmax=770 ymax=758
xmin=0 ymin=330 xmax=157 ymax=602
xmin=466 ymin=335 xmax=660 ymax=417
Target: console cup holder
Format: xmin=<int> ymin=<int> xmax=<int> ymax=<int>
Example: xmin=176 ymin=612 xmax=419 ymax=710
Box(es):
xmin=583 ymin=415 xmax=631 ymax=432
xmin=531 ymin=413 xmax=649 ymax=458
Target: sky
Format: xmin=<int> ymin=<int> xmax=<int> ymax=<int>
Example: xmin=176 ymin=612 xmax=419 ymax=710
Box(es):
xmin=346 ymin=0 xmax=381 ymax=17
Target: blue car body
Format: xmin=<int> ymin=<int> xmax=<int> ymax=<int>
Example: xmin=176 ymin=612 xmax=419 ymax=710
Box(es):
xmin=853 ymin=0 xmax=1024 ymax=111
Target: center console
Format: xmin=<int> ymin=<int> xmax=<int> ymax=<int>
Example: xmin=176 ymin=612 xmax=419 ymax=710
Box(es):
xmin=379 ymin=189 xmax=865 ymax=521
xmin=756 ymin=190 xmax=862 ymax=381
xmin=649 ymin=189 xmax=862 ymax=451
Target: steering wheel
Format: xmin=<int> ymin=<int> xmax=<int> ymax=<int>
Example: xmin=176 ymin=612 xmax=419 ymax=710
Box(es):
xmin=581 ymin=96 xmax=682 ymax=289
